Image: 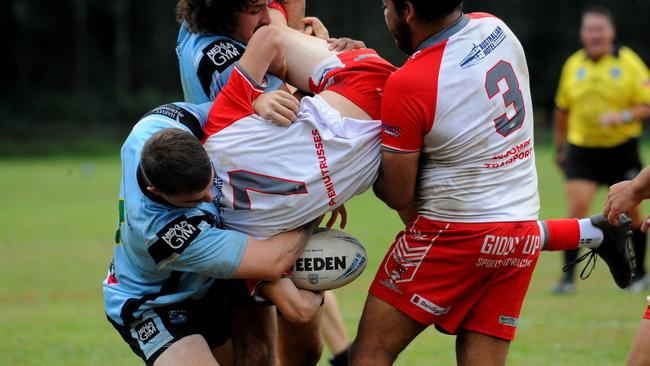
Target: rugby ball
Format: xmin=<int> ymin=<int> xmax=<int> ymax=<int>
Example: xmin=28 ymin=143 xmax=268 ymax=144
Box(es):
xmin=290 ymin=228 xmax=367 ymax=291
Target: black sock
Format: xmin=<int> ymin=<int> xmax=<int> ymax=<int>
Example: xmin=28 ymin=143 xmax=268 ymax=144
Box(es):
xmin=562 ymin=248 xmax=579 ymax=282
xmin=329 ymin=346 xmax=350 ymax=366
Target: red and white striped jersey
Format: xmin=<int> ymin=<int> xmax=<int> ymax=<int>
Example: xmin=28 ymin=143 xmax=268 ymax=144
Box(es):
xmin=203 ymin=67 xmax=380 ymax=239
xmin=381 ymin=13 xmax=539 ymax=222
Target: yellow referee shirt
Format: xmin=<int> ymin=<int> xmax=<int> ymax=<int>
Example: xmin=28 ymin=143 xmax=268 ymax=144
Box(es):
xmin=555 ymin=46 xmax=650 ymax=148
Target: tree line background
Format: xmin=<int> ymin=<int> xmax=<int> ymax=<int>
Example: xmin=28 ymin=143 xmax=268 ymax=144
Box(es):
xmin=3 ymin=0 xmax=649 ymax=152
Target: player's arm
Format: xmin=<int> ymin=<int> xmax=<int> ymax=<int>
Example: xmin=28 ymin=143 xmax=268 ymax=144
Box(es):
xmin=238 ymin=25 xmax=286 ymax=82
xmin=374 ymin=72 xmax=428 ymax=212
xmin=373 ymin=151 xmax=420 ymax=211
xmin=234 ymin=220 xmax=317 ymax=281
xmin=258 ymin=277 xmax=323 ymax=324
xmin=553 ymin=108 xmax=569 ymax=170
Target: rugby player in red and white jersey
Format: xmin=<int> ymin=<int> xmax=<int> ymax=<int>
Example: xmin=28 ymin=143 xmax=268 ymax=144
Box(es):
xmin=348 ymin=1 xmax=634 ymax=365
xmin=195 ymin=14 xmax=632 ymax=365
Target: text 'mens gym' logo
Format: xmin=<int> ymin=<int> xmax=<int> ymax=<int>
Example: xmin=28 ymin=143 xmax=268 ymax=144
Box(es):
xmin=161 ymin=218 xmax=198 ymax=249
xmin=135 ymin=318 xmax=159 ymax=344
xmin=206 ymin=41 xmax=241 ymax=67
xmin=460 ymin=26 xmax=506 ymax=69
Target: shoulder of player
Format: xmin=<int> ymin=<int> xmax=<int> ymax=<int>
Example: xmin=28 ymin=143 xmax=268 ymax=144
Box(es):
xmin=618 ymin=46 xmax=647 ymax=67
xmin=144 ymin=207 xmax=222 ymax=263
xmin=466 ymin=12 xmax=500 ymax=20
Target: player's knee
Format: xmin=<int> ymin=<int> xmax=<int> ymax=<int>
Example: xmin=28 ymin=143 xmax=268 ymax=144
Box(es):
xmin=252 ymin=25 xmax=282 ymax=48
xmin=350 ymin=338 xmax=397 ymax=365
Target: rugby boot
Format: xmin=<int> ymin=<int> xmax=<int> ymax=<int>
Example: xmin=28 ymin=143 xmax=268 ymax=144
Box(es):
xmin=562 ymin=214 xmax=634 ymax=289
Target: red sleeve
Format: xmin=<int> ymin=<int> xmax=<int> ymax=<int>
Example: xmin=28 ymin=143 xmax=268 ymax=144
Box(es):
xmin=203 ymin=66 xmax=264 ymax=143
xmin=267 ymin=1 xmax=288 ymax=21
xmin=380 ymin=43 xmax=446 ymax=152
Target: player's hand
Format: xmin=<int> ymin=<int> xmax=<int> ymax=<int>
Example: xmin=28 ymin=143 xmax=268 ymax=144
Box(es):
xmin=327 ymin=37 xmax=366 ymax=52
xmin=599 ymin=111 xmax=624 ymax=126
xmin=641 ymin=214 xmax=650 ymax=233
xmin=604 ymin=180 xmax=640 ymax=224
xmin=302 ymin=17 xmax=330 ymax=40
xmin=324 ymin=204 xmax=347 ymax=229
xmin=253 ymin=90 xmax=300 ymax=127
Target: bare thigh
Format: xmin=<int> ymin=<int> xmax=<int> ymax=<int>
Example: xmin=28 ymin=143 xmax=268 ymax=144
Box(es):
xmin=277 ymin=310 xmax=323 ymax=366
xmin=350 ymin=294 xmax=426 ymax=366
xmin=154 ymin=334 xmax=219 ymax=366
xmin=277 ymin=25 xmax=337 ymax=92
xmin=231 ymin=304 xmax=277 ymax=366
xmin=456 ymin=329 xmax=510 ymax=366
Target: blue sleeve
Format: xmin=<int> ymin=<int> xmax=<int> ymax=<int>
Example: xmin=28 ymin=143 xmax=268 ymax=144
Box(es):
xmin=146 ymin=212 xmax=248 ymax=278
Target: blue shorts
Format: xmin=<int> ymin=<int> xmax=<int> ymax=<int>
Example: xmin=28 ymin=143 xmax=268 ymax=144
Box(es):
xmin=107 ymin=279 xmax=250 ymax=365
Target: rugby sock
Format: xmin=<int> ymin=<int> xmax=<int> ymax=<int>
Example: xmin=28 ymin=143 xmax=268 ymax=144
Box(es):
xmin=329 ymin=347 xmax=349 ymax=366
xmin=538 ymin=219 xmax=587 ymax=251
xmin=577 ymin=218 xmax=604 ymax=248
xmin=539 ymin=218 xmax=604 ymax=251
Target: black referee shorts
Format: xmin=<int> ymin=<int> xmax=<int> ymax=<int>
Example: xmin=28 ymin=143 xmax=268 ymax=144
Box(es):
xmin=564 ymin=138 xmax=642 ymax=186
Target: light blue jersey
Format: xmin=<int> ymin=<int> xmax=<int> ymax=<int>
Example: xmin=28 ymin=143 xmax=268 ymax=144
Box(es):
xmin=176 ymin=21 xmax=283 ymax=103
xmin=103 ymin=102 xmax=248 ymax=327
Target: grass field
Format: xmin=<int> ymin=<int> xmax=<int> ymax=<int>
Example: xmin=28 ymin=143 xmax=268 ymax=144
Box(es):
xmin=1 ymin=143 xmax=649 ymax=365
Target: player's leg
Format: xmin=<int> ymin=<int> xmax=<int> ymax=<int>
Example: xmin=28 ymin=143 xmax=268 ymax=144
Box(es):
xmin=456 ymin=331 xmax=510 ymax=366
xmin=321 ymin=291 xmax=351 ymax=366
xmin=628 ymin=316 xmax=650 ymax=366
xmin=211 ymin=340 xmax=234 ymax=366
xmin=275 ymin=24 xmax=396 ymax=121
xmin=154 ymin=334 xmax=220 ymax=366
xmin=350 ymin=294 xmax=426 ymax=365
xmin=230 ymin=304 xmax=277 ymax=366
xmin=274 ymin=24 xmax=337 ymax=92
xmin=277 ymin=311 xmax=323 ymax=366
xmin=541 ymin=213 xmax=635 ymax=289
xmin=553 ymin=178 xmax=598 ymax=293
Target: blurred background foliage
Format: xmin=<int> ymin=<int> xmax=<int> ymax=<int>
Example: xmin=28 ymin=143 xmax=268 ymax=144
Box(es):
xmin=3 ymin=0 xmax=649 ymax=152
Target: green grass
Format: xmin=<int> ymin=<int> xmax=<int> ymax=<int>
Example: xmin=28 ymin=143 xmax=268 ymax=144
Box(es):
xmin=1 ymin=144 xmax=648 ymax=365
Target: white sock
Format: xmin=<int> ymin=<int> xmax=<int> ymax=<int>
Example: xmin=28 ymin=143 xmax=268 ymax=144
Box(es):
xmin=578 ymin=218 xmax=604 ymax=248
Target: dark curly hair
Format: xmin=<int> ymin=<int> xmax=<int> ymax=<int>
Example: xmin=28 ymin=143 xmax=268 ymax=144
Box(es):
xmin=176 ymin=0 xmax=259 ymax=36
xmin=392 ymin=0 xmax=463 ymax=23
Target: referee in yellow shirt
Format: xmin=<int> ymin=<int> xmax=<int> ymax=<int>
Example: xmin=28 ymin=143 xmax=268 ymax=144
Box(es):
xmin=553 ymin=6 xmax=650 ymax=294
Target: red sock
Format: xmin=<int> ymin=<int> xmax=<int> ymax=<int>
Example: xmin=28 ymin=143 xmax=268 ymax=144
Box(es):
xmin=543 ymin=219 xmax=580 ymax=251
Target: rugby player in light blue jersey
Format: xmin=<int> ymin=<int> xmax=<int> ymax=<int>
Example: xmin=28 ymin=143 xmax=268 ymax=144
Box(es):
xmin=175 ymin=0 xmax=287 ymax=103
xmin=103 ymin=101 xmax=320 ymax=366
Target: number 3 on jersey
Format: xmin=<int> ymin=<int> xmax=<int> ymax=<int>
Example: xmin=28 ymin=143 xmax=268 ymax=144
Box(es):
xmin=485 ymin=60 xmax=525 ymax=137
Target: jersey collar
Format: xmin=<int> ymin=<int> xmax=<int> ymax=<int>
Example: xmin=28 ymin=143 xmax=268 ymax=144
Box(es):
xmin=416 ymin=13 xmax=470 ymax=52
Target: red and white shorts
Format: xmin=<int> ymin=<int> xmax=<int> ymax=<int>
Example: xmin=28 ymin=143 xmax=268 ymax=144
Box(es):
xmin=369 ymin=215 xmax=541 ymax=341
xmin=308 ymin=48 xmax=396 ymax=120
xmin=644 ymin=297 xmax=650 ymax=319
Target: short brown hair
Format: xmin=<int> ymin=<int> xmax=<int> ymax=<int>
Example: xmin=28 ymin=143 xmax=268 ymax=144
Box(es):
xmin=582 ymin=6 xmax=615 ymax=27
xmin=140 ymin=129 xmax=212 ymax=196
xmin=176 ymin=0 xmax=258 ymax=36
